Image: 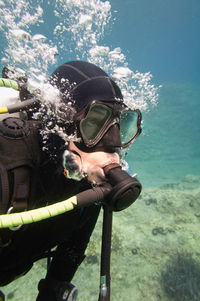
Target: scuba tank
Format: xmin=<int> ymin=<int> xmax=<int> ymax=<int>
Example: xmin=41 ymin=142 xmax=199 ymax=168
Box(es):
xmin=0 ymin=86 xmax=21 ymax=120
xmin=0 ymin=77 xmax=39 ymax=116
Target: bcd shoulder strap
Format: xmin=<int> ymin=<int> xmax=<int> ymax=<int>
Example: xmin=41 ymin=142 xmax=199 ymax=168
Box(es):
xmin=0 ymin=117 xmax=41 ymax=214
xmin=10 ymin=166 xmax=30 ymax=212
xmin=0 ymin=163 xmax=10 ymax=213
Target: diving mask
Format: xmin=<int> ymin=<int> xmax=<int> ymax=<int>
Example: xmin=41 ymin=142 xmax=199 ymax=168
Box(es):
xmin=77 ymin=101 xmax=142 ymax=149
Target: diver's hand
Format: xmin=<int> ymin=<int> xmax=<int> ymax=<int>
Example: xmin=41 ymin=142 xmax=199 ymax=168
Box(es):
xmin=64 ymin=142 xmax=120 ymax=185
xmin=36 ymin=278 xmax=78 ymax=301
xmin=36 ymin=278 xmax=56 ymax=301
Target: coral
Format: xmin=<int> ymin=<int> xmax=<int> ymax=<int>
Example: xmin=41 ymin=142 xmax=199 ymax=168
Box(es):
xmin=85 ymin=240 xmax=100 ymax=259
xmin=145 ymin=198 xmax=157 ymax=206
xmin=131 ymin=248 xmax=138 ymax=255
xmin=85 ymin=254 xmax=99 ymax=264
xmin=160 ymin=253 xmax=200 ymax=301
xmin=152 ymin=227 xmax=174 ymax=236
xmin=111 ymin=232 xmax=122 ymax=253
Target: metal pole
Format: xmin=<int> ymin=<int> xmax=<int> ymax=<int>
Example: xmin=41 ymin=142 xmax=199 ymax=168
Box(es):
xmin=98 ymin=204 xmax=113 ymax=301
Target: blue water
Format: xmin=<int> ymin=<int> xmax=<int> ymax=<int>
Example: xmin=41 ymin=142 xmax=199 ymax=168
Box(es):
xmin=0 ymin=0 xmax=200 ymax=300
xmin=108 ymin=0 xmax=200 ymax=187
xmin=110 ymin=0 xmax=200 ymax=83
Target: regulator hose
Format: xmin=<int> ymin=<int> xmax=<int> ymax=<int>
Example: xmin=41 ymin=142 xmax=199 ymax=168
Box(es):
xmin=0 ymin=77 xmax=38 ymax=114
xmin=0 ymin=78 xmax=19 ymax=90
xmin=0 ymin=163 xmax=142 ymax=228
xmin=0 ymin=185 xmax=111 ymax=229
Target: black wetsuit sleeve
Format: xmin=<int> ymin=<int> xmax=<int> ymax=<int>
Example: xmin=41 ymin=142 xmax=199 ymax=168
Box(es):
xmin=46 ymin=204 xmax=101 ymax=282
xmin=36 ymin=204 xmax=101 ymax=300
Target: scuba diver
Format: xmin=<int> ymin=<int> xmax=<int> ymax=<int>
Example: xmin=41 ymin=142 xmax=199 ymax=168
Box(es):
xmin=0 ymin=61 xmax=142 ymax=301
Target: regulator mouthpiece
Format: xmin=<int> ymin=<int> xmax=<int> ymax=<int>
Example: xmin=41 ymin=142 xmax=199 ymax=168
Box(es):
xmin=103 ymin=164 xmax=142 ymax=211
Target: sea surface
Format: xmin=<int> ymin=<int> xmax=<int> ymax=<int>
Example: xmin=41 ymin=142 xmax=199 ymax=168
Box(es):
xmin=0 ymin=0 xmax=200 ymax=300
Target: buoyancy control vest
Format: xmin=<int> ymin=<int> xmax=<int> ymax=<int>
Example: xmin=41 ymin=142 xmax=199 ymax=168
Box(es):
xmin=0 ymin=116 xmax=41 ymax=214
xmin=0 ymin=114 xmax=90 ymax=286
xmin=0 ymin=113 xmax=88 ymax=215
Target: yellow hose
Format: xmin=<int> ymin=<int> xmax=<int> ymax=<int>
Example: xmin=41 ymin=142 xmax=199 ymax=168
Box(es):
xmin=0 ymin=196 xmax=78 ymax=228
xmin=0 ymin=78 xmax=19 ymax=90
xmin=0 ymin=107 xmax=9 ymax=114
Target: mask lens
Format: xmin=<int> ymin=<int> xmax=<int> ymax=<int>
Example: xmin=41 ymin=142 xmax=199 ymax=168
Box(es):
xmin=120 ymin=110 xmax=140 ymax=146
xmin=80 ymin=104 xmax=112 ymax=143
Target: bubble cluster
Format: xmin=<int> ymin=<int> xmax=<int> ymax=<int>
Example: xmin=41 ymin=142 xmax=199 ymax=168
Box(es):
xmin=0 ymin=0 xmax=161 ymax=151
xmin=0 ymin=0 xmax=58 ymax=83
xmin=54 ymin=0 xmax=111 ymax=59
xmin=88 ymin=46 xmax=160 ymax=110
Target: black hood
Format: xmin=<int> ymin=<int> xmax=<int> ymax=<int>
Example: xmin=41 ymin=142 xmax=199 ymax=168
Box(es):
xmin=49 ymin=61 xmax=123 ymax=111
xmin=50 ymin=61 xmax=123 ymax=152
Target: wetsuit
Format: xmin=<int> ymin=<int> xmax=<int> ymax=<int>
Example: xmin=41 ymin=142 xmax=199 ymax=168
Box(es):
xmin=0 ymin=118 xmax=100 ymax=291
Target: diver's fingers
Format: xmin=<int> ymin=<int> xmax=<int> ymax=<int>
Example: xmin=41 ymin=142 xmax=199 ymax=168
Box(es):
xmin=63 ymin=150 xmax=84 ymax=180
